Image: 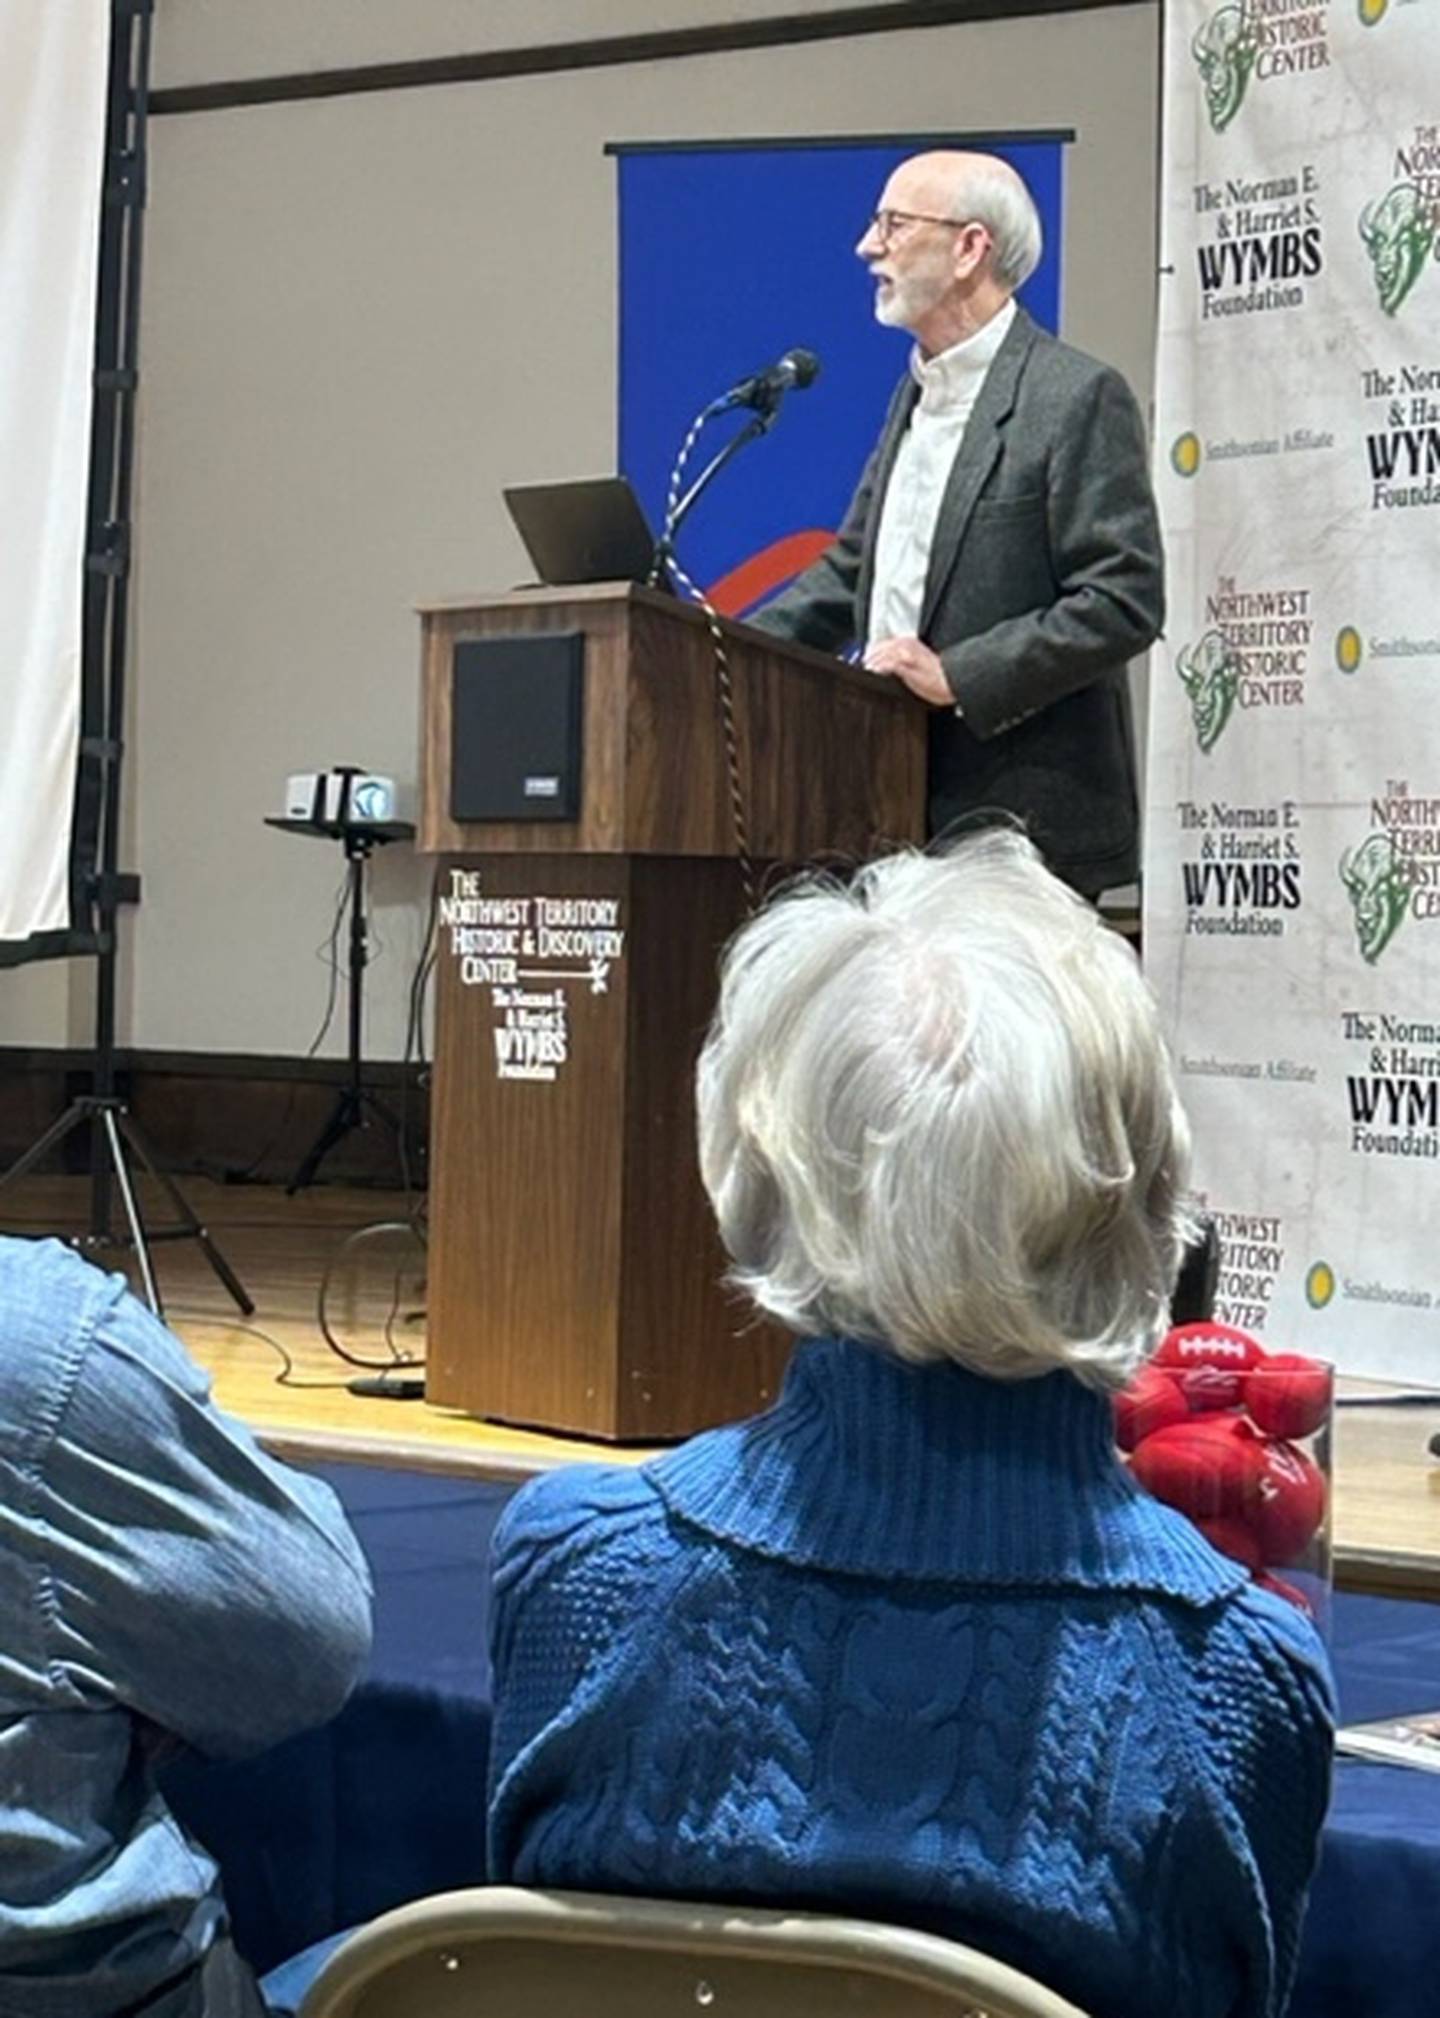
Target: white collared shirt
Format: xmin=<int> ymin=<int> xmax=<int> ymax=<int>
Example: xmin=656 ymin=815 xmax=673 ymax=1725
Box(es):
xmin=867 ymin=297 xmax=1016 ymax=647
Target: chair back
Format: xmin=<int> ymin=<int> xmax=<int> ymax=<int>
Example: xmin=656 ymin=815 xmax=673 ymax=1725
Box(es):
xmin=298 ymin=1886 xmax=1092 ymax=2018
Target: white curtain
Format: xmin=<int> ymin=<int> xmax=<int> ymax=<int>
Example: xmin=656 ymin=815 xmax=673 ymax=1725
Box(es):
xmin=0 ymin=0 xmax=111 ymax=949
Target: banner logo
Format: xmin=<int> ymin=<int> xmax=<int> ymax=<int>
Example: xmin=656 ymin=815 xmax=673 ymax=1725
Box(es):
xmin=1305 ymin=1261 xmax=1336 ymax=1308
xmin=1359 ymin=183 xmax=1437 ymax=316
xmin=1177 ymin=632 xmax=1241 ymax=751
xmin=1180 ymin=796 xmax=1302 ymax=937
xmin=1339 ymin=831 xmax=1412 ymax=963
xmin=1192 ymin=7 xmax=1258 ymax=132
xmin=1171 ymin=431 xmax=1203 ymax=476
xmin=1177 ymin=577 xmax=1312 ymax=752
xmin=1192 ymin=1 xmax=1333 ymax=134
xmin=1344 ymin=1005 xmax=1440 ymax=1164
xmin=1211 ymin=1207 xmax=1287 ymax=1329
xmin=1335 ymin=626 xmax=1364 ymax=672
xmin=1194 ymin=165 xmax=1324 ymax=321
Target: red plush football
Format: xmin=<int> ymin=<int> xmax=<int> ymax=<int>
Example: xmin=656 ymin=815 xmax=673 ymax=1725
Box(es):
xmin=1114 ymin=1366 xmax=1189 ymax=1451
xmin=1155 ymin=1322 xmax=1266 ymax=1410
xmin=1249 ymin=1437 xmax=1327 ymax=1565
xmin=1129 ymin=1414 xmax=1260 ymax=1520
xmin=1172 ymin=1362 xmax=1251 ymax=1414
xmin=1194 ymin=1514 xmax=1265 ymax=1572
xmin=1245 ymin=1354 xmax=1331 ymax=1440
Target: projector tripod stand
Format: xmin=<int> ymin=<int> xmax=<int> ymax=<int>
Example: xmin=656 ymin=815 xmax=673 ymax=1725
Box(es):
xmin=265 ymin=816 xmax=415 ymax=1194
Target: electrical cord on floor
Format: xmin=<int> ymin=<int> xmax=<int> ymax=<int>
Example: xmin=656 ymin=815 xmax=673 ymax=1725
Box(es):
xmin=168 ymin=1306 xmax=357 ymax=1390
xmin=315 ymin=1217 xmax=427 ymax=1374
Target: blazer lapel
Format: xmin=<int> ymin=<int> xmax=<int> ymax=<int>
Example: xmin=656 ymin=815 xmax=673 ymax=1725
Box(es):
xmin=918 ymin=307 xmax=1038 ymax=635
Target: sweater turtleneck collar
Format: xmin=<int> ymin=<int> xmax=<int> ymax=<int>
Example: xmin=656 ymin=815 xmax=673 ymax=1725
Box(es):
xmin=646 ymin=1336 xmax=1244 ymax=1606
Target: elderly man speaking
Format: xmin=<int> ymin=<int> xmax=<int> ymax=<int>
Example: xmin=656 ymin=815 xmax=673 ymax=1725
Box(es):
xmin=751 ymin=150 xmax=1163 ymax=898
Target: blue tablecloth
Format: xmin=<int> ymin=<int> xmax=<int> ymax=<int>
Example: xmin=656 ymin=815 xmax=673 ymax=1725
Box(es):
xmin=163 ymin=1466 xmax=509 ymax=1971
xmin=164 ymin=1463 xmax=1440 ymax=2017
xmin=1295 ymin=1594 xmax=1440 ymax=2017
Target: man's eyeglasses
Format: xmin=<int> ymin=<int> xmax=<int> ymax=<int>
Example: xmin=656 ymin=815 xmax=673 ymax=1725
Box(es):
xmin=864 ymin=209 xmax=981 ymax=248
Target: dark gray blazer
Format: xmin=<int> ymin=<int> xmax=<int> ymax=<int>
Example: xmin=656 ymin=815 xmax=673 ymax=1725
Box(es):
xmin=751 ymin=307 xmax=1164 ymax=894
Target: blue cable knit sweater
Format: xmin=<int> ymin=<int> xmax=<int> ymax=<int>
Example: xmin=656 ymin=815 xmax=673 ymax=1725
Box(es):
xmin=487 ymin=1338 xmax=1334 ymax=2018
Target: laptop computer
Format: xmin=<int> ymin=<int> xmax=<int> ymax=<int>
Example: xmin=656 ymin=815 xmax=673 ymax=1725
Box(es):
xmin=503 ymin=476 xmax=659 ymax=587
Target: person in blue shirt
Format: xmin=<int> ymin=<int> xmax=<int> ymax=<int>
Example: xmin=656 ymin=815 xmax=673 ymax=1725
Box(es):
xmin=486 ymin=831 xmax=1335 ymax=2018
xmin=0 ymin=1237 xmax=373 ymax=2017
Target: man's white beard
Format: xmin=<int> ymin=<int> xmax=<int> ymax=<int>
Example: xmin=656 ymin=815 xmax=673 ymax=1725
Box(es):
xmin=872 ymin=269 xmax=945 ymax=331
xmin=873 ymin=279 xmax=912 ymax=327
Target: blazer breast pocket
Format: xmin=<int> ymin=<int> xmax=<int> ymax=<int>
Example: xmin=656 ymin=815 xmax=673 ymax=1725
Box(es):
xmin=952 ymin=496 xmax=1055 ymax=614
xmin=969 ymin=491 xmax=1046 ymax=523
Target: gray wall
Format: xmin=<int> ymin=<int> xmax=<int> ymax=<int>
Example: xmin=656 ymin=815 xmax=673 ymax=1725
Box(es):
xmin=0 ymin=1 xmax=1160 ymax=1057
xmin=152 ymin=0 xmax=941 ymax=81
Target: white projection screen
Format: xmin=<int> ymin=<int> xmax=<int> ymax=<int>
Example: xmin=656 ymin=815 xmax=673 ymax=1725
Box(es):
xmin=0 ymin=1 xmax=111 ymax=963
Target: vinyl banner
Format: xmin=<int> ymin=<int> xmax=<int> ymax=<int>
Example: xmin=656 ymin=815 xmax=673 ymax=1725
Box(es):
xmin=0 ymin=1 xmax=110 ymax=959
xmin=615 ymin=137 xmax=1065 ymax=617
xmin=1147 ymin=0 xmax=1440 ymax=1379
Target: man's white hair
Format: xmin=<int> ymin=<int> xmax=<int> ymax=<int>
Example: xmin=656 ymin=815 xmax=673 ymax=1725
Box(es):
xmin=957 ymin=156 xmax=1044 ymax=291
xmin=697 ymin=831 xmax=1194 ymax=1391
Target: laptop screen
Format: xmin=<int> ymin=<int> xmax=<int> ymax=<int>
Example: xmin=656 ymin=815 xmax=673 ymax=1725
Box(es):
xmin=503 ymin=476 xmax=658 ymax=587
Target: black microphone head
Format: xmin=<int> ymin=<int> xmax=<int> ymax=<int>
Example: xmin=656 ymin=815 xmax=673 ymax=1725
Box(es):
xmin=721 ymin=348 xmax=823 ymax=414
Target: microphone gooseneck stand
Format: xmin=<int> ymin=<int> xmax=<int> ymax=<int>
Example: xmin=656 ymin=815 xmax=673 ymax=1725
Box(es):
xmin=649 ymin=350 xmax=817 ymax=583
xmin=648 ymin=407 xmax=773 ymax=588
xmin=647 ymin=350 xmax=821 ymax=913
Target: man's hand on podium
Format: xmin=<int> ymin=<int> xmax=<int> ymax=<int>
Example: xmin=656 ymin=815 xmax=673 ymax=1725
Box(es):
xmin=863 ymin=635 xmax=952 ymax=708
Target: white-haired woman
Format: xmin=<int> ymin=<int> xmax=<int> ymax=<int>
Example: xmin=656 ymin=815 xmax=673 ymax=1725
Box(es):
xmin=487 ymin=832 xmax=1333 ymax=2018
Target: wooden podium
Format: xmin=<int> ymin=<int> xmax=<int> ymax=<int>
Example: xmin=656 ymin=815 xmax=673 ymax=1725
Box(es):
xmin=419 ymin=583 xmax=924 ymax=1441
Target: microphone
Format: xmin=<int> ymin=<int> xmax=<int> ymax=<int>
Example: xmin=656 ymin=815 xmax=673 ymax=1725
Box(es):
xmin=719 ymin=347 xmax=821 ymax=414
xmin=651 ymin=348 xmax=822 ymax=582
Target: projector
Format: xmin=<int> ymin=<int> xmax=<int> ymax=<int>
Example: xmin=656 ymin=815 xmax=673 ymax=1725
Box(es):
xmin=284 ymin=769 xmax=401 ymax=824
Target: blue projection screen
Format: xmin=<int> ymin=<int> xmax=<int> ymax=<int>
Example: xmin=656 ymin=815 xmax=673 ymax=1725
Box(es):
xmin=616 ymin=136 xmax=1067 ymax=617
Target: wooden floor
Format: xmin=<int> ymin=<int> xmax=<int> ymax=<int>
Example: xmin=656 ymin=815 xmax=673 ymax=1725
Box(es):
xmin=0 ymin=1175 xmax=646 ymax=1482
xmin=2 ymin=1175 xmax=1439 ymax=1592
